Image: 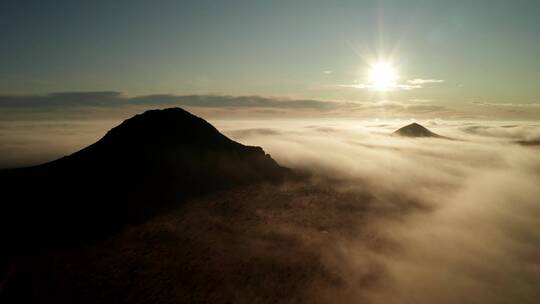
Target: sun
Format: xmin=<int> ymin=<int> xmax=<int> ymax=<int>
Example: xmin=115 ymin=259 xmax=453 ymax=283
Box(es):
xmin=368 ymin=62 xmax=398 ymax=91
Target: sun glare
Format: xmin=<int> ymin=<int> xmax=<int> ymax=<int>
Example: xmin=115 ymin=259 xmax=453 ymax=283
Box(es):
xmin=368 ymin=62 xmax=398 ymax=91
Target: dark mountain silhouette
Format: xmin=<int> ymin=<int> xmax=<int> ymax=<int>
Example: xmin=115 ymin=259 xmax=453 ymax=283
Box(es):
xmin=393 ymin=122 xmax=442 ymax=138
xmin=0 ymin=108 xmax=290 ymax=250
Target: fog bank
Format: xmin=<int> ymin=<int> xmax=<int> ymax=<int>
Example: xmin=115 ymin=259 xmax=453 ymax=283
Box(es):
xmin=1 ymin=116 xmax=540 ymax=303
xmin=216 ymin=119 xmax=540 ymax=304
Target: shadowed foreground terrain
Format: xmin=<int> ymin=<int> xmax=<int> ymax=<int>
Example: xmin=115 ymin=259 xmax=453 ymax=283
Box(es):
xmin=1 ymin=180 xmax=408 ymax=304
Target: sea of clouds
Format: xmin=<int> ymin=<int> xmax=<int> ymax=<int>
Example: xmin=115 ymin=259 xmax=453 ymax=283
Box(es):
xmin=1 ymin=106 xmax=540 ymax=303
xmin=214 ymin=119 xmax=540 ymax=304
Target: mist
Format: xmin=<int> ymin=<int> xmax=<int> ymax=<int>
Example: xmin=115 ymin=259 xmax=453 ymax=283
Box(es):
xmin=2 ymin=114 xmax=540 ymax=303
xmin=215 ymin=119 xmax=540 ymax=303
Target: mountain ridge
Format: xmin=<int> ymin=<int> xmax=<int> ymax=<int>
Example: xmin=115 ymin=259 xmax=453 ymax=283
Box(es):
xmin=0 ymin=107 xmax=290 ymax=249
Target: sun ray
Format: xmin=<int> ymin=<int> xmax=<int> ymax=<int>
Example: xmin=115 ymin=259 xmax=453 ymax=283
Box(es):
xmin=368 ymin=62 xmax=398 ymax=91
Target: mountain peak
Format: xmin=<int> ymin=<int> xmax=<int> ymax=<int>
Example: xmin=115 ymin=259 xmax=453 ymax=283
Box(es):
xmin=98 ymin=107 xmax=236 ymax=149
xmin=63 ymin=108 xmax=287 ymax=181
xmin=393 ymin=122 xmax=440 ymax=138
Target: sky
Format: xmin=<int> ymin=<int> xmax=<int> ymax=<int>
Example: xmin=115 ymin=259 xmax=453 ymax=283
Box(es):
xmin=1 ymin=0 xmax=540 ymax=106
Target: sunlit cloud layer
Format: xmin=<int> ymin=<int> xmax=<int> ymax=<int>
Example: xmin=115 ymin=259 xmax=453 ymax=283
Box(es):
xmin=340 ymin=78 xmax=445 ymax=91
xmin=407 ymin=78 xmax=445 ymax=85
xmin=1 ymin=105 xmax=540 ymax=303
xmin=215 ymin=119 xmax=540 ymax=304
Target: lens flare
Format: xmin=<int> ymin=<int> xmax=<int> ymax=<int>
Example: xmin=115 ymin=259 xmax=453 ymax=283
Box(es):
xmin=368 ymin=62 xmax=398 ymax=91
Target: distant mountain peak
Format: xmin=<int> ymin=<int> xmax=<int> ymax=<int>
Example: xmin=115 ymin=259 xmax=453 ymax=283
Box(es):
xmin=393 ymin=122 xmax=441 ymax=138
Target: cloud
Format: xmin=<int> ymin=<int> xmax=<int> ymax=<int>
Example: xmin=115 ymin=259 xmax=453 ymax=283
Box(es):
xmin=323 ymin=70 xmax=333 ymax=75
xmin=2 ymin=108 xmax=540 ymax=303
xmin=215 ymin=119 xmax=540 ymax=304
xmin=339 ymin=83 xmax=423 ymax=90
xmin=339 ymin=78 xmax=444 ymax=91
xmin=0 ymin=120 xmax=113 ymax=168
xmin=0 ymin=92 xmax=338 ymax=110
xmin=1 ymin=92 xmax=540 ymax=122
xmin=0 ymin=92 xmax=460 ymax=121
xmin=462 ymin=124 xmax=540 ymax=141
xmin=0 ymin=91 xmax=123 ymax=108
xmin=396 ymin=84 xmax=423 ymax=90
xmin=471 ymin=101 xmax=540 ymax=107
xmin=408 ymin=99 xmax=433 ymax=103
xmin=407 ymin=78 xmax=445 ymax=85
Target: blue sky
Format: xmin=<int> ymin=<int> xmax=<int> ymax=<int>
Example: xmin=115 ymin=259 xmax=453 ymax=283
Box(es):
xmin=1 ymin=0 xmax=540 ymax=105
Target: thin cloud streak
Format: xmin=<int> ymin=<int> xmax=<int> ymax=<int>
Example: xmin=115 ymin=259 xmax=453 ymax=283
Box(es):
xmin=407 ymin=78 xmax=445 ymax=85
xmin=1 ymin=92 xmax=540 ymax=121
xmin=339 ymin=78 xmax=444 ymax=91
